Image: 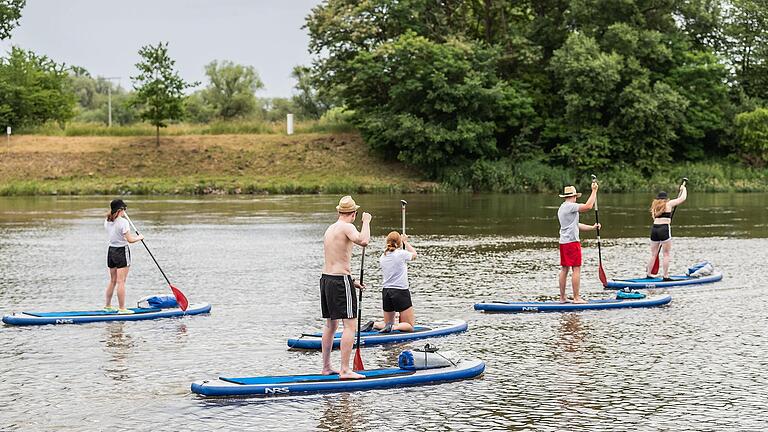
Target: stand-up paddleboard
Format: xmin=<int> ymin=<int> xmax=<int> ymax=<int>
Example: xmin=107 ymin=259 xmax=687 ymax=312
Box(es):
xmin=287 ymin=319 xmax=468 ymax=349
xmin=474 ymin=294 xmax=671 ymax=313
xmin=2 ymin=303 xmax=211 ymax=326
xmin=191 ymin=358 xmax=485 ymax=397
xmin=604 ymin=272 xmax=722 ymax=289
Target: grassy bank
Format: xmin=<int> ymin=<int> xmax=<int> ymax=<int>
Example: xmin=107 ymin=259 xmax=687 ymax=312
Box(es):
xmin=1 ymin=133 xmax=766 ymax=195
xmin=0 ymin=133 xmax=436 ymax=196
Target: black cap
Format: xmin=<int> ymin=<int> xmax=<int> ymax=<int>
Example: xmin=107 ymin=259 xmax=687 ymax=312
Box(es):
xmin=110 ymin=199 xmax=127 ymax=213
xmin=656 ymin=191 xmax=668 ymax=200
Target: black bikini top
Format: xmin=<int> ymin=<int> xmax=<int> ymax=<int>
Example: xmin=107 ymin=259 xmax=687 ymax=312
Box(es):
xmin=657 ymin=211 xmax=672 ymax=218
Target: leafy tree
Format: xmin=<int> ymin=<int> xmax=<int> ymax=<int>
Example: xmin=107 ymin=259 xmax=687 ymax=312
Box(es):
xmin=344 ymin=32 xmax=534 ymax=175
xmin=0 ymin=0 xmax=25 ymax=40
xmin=722 ymin=0 xmax=768 ymax=102
xmin=0 ymin=47 xmax=75 ymax=129
xmin=291 ymin=65 xmax=330 ymax=120
xmin=733 ymin=107 xmax=768 ymax=166
xmin=201 ymin=60 xmax=262 ymax=119
xmin=184 ymin=91 xmax=215 ymax=123
xmin=130 ymin=42 xmax=196 ymax=144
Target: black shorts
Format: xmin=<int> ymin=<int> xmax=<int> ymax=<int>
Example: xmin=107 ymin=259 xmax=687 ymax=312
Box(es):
xmin=107 ymin=246 xmax=131 ymax=269
xmin=650 ymin=224 xmax=671 ymax=242
xmin=320 ymin=274 xmax=357 ymax=320
xmin=382 ymin=288 xmax=413 ymax=313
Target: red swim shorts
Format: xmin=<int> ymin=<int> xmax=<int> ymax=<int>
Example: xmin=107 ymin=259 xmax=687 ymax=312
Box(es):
xmin=559 ymin=241 xmax=582 ymax=267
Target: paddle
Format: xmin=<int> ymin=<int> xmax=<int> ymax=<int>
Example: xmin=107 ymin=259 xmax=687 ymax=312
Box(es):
xmin=123 ymin=213 xmax=189 ymax=311
xmin=401 ymin=199 xmax=407 ymax=249
xmin=650 ymin=177 xmax=688 ymax=275
xmin=591 ymin=175 xmax=608 ymax=286
xmin=353 ymin=247 xmax=366 ymax=371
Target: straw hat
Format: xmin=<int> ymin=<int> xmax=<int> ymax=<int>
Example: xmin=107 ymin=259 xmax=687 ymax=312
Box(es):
xmin=559 ymin=186 xmax=582 ymax=198
xmin=336 ymin=195 xmax=360 ymax=213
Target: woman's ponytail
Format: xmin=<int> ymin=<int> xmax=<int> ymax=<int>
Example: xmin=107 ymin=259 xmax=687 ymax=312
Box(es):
xmin=384 ymin=231 xmax=402 ymax=254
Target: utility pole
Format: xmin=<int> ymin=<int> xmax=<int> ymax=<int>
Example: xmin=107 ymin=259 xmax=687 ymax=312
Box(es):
xmin=103 ymin=77 xmax=121 ymax=127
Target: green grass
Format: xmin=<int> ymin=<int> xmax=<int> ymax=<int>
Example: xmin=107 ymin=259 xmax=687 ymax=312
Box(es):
xmin=0 ymin=176 xmax=437 ymax=196
xmin=21 ymin=118 xmax=356 ymax=137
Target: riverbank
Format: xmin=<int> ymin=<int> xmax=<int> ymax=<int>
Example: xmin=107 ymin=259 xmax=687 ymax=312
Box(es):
xmin=1 ymin=133 xmax=766 ymax=195
xmin=0 ymin=133 xmax=436 ymax=195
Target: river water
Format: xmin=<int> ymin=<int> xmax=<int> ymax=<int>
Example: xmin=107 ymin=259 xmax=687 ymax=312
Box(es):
xmin=0 ymin=193 xmax=766 ymax=431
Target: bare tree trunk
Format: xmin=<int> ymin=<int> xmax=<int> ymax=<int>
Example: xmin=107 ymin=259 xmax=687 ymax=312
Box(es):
xmin=156 ymin=125 xmax=160 ymax=146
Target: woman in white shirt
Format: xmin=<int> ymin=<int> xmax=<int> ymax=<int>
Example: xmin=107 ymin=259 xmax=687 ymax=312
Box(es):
xmin=104 ymin=199 xmax=144 ymax=313
xmin=364 ymin=231 xmax=417 ymax=333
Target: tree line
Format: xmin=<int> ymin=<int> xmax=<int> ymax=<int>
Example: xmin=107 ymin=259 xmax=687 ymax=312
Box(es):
xmin=0 ymin=1 xmax=329 ymax=144
xmin=304 ymin=0 xmax=768 ymax=182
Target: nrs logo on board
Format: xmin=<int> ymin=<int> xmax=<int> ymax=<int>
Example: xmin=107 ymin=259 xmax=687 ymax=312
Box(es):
xmin=264 ymin=387 xmax=290 ymax=395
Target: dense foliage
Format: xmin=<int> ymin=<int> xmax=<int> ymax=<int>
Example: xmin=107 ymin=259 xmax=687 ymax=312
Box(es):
xmin=0 ymin=47 xmax=75 ymax=129
xmin=306 ymin=0 xmax=768 ymax=183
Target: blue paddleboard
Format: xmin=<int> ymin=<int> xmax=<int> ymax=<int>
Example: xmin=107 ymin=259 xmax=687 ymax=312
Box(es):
xmin=2 ymin=303 xmax=212 ymax=326
xmin=287 ymin=319 xmax=468 ymax=349
xmin=474 ymin=294 xmax=671 ymax=313
xmin=191 ymin=358 xmax=485 ymax=397
xmin=603 ymin=272 xmax=723 ymax=289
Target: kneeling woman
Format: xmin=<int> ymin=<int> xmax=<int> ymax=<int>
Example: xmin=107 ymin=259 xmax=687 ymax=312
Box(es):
xmin=368 ymin=231 xmax=417 ymax=333
xmin=647 ymin=185 xmax=687 ymax=279
xmin=104 ymin=199 xmax=144 ymax=313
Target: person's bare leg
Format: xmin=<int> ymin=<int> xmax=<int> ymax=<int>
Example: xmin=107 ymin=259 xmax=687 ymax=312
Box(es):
xmin=662 ymin=241 xmax=672 ymax=278
xmin=559 ymin=266 xmax=569 ymax=302
xmin=321 ymin=319 xmax=339 ymax=375
xmin=115 ymin=267 xmax=129 ymax=309
xmin=105 ymin=268 xmax=117 ymax=307
xmin=339 ymin=317 xmax=364 ymax=379
xmin=394 ymin=307 xmax=415 ymax=332
xmin=572 ymin=266 xmax=586 ymax=303
xmin=647 ymin=241 xmax=660 ymax=277
xmin=374 ymin=311 xmax=396 ymax=330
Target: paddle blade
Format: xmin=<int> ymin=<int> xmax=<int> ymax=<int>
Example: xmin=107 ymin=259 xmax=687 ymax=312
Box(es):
xmin=353 ymin=348 xmax=365 ymax=371
xmin=170 ymin=284 xmax=189 ymax=311
xmin=651 ymin=254 xmax=660 ymax=275
xmin=598 ymin=264 xmax=608 ymax=286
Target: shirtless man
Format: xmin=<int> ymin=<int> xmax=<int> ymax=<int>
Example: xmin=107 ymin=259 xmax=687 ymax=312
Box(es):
xmin=321 ymin=195 xmax=371 ymax=379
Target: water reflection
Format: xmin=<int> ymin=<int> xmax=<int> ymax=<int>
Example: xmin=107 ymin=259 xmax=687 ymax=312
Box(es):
xmin=558 ymin=313 xmax=587 ymax=354
xmin=318 ymin=393 xmax=358 ymax=432
xmin=102 ymin=322 xmax=134 ymax=381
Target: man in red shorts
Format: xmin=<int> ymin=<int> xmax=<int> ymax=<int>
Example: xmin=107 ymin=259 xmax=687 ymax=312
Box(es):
xmin=557 ymin=182 xmax=599 ymax=303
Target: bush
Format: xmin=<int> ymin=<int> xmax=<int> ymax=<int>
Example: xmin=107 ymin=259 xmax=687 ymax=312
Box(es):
xmin=733 ymin=107 xmax=768 ymax=166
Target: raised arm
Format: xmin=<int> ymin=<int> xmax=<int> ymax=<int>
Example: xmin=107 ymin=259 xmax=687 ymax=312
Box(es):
xmin=669 ymin=185 xmax=687 ymax=208
xmin=346 ymin=212 xmax=371 ymax=246
xmin=402 ymin=234 xmax=417 ymax=260
xmin=578 ymin=182 xmax=599 ymax=213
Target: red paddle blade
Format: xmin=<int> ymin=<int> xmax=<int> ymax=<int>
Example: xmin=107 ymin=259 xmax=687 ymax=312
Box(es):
xmin=353 ymin=348 xmax=365 ymax=371
xmin=651 ymin=255 xmax=660 ymax=275
xmin=598 ymin=264 xmax=608 ymax=286
xmin=170 ymin=284 xmax=189 ymax=311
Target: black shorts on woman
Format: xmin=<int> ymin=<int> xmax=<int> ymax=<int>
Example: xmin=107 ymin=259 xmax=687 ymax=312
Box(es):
xmin=650 ymin=224 xmax=671 ymax=242
xmin=382 ymin=288 xmax=412 ymax=313
xmin=107 ymin=246 xmax=131 ymax=268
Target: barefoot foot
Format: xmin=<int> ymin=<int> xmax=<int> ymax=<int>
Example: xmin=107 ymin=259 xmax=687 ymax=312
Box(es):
xmin=572 ymin=298 xmax=587 ymax=304
xmin=321 ymin=369 xmax=339 ymax=376
xmin=339 ymin=371 xmax=365 ymax=379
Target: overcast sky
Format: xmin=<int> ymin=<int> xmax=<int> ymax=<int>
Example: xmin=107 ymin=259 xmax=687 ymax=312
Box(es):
xmin=0 ymin=0 xmax=323 ymax=97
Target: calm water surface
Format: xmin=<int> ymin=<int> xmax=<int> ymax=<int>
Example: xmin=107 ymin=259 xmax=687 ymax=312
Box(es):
xmin=1 ymin=194 xmax=766 ymax=431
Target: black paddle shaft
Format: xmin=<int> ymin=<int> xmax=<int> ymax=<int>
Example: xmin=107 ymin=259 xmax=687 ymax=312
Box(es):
xmin=356 ymin=248 xmax=365 ymax=349
xmin=591 ymin=175 xmax=604 ymax=264
xmin=124 ymin=215 xmax=172 ymax=286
